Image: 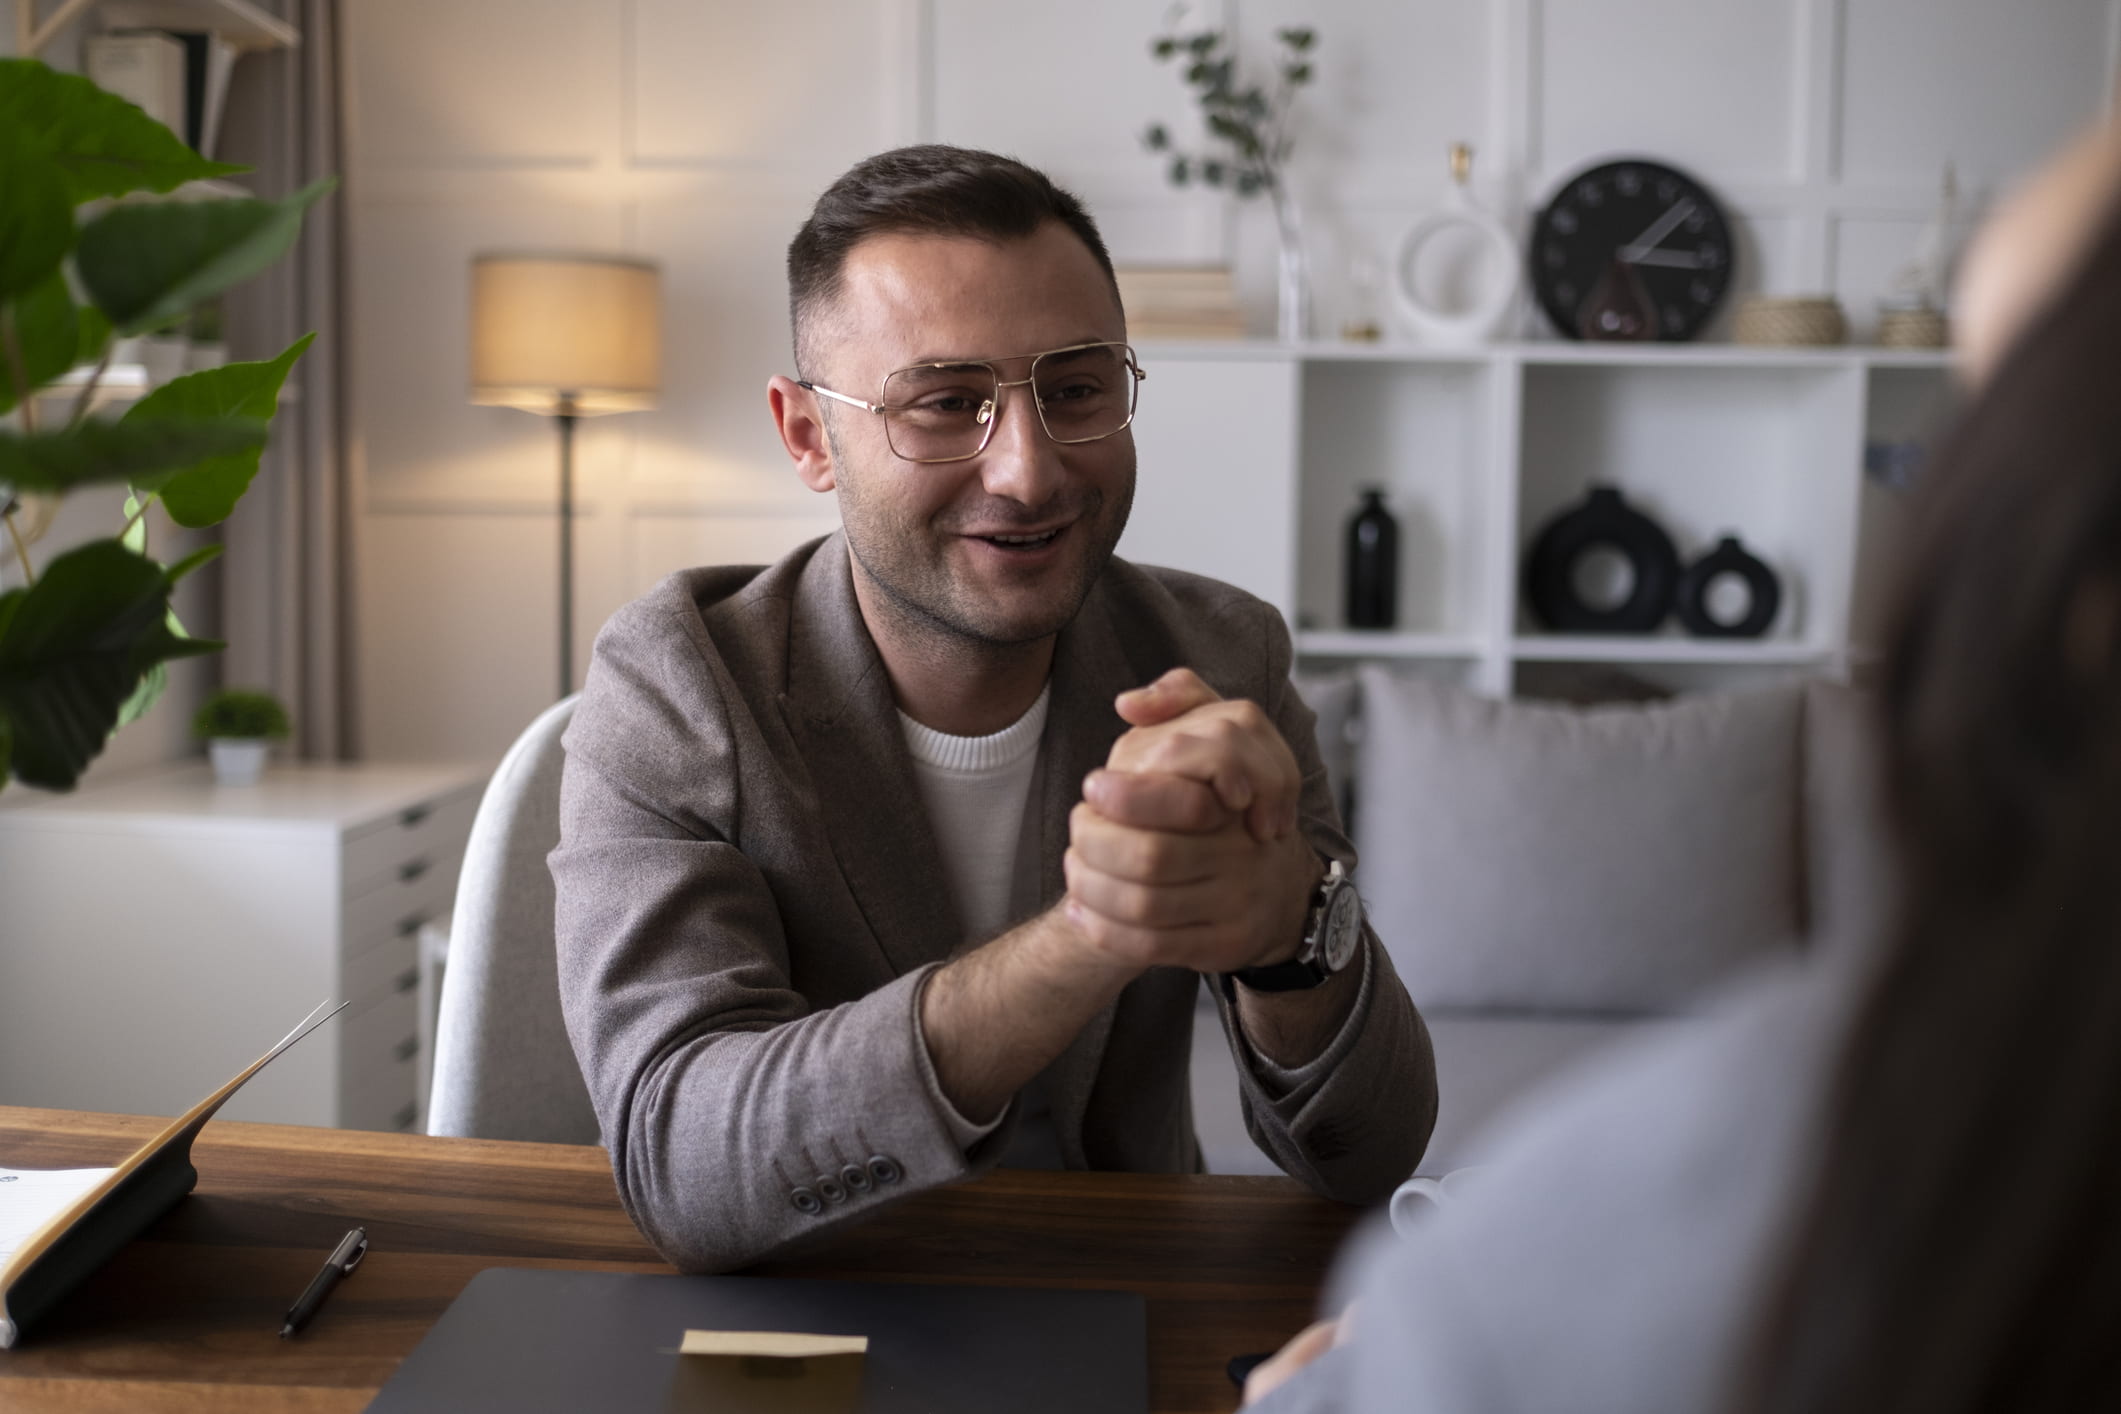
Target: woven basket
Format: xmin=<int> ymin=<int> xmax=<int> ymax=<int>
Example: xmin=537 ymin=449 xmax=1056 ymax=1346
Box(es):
xmin=1734 ymin=296 xmax=1848 ymax=347
xmin=1878 ymin=306 xmax=1950 ymax=348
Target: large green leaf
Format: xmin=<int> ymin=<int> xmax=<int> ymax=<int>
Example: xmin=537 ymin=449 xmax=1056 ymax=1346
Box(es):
xmin=116 ymin=658 xmax=168 ymax=729
xmin=0 ymin=538 xmax=217 ymax=789
xmin=0 ymin=60 xmax=245 ymax=202
xmin=74 ymin=304 xmax=111 ymax=365
xmin=75 ymin=179 xmax=333 ymax=335
xmin=0 ymin=271 xmax=80 ymax=414
xmin=0 ymin=134 xmax=73 ymax=300
xmin=0 ymin=417 xmax=267 ymax=494
xmin=115 ymin=597 xmax=217 ymax=729
xmin=122 ymin=332 xmax=313 ymax=526
xmin=164 ymin=543 xmax=223 ymax=583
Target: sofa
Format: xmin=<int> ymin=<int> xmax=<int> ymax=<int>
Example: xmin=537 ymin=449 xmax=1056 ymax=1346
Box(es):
xmin=1189 ymin=671 xmax=1893 ymax=1178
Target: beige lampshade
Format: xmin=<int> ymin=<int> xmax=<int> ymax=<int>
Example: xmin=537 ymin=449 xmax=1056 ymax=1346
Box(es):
xmin=469 ymin=254 xmax=661 ymax=415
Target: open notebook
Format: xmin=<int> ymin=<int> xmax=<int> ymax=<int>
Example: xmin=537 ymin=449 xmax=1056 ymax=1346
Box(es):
xmin=0 ymin=999 xmax=344 ymax=1349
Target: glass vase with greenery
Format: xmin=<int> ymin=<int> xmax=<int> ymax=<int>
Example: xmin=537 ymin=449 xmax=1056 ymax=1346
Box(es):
xmin=0 ymin=59 xmax=329 ymax=792
xmin=1142 ymin=23 xmax=1318 ymax=340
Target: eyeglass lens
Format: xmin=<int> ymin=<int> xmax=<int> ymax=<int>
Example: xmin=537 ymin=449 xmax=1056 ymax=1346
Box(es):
xmin=879 ymin=344 xmax=1137 ymax=462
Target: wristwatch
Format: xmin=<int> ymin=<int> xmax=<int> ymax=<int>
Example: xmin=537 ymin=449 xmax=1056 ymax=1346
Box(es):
xmin=1228 ymin=859 xmax=1364 ymax=992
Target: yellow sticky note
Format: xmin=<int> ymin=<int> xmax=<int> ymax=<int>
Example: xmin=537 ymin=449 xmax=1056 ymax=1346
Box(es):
xmin=666 ymin=1330 xmax=868 ymax=1414
xmin=678 ymin=1330 xmax=869 ymax=1359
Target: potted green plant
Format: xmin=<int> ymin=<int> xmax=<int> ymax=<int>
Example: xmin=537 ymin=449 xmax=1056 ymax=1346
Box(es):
xmin=0 ymin=59 xmax=329 ymax=793
xmin=186 ymin=298 xmax=227 ymax=372
xmin=192 ymin=688 xmax=289 ymax=785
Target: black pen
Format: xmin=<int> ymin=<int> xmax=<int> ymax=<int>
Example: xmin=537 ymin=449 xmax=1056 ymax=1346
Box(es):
xmin=280 ymin=1226 xmax=367 ymax=1338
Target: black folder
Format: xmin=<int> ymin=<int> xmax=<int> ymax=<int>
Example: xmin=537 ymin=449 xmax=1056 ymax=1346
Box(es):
xmin=366 ymin=1266 xmax=1148 ymax=1413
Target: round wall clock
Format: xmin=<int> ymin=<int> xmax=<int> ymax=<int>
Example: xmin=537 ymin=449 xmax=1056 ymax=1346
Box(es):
xmin=1529 ymin=159 xmax=1735 ymax=341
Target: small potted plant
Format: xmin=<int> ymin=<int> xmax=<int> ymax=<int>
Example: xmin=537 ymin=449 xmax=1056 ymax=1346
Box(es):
xmin=186 ymin=299 xmax=229 ymax=372
xmin=193 ymin=689 xmax=291 ymax=786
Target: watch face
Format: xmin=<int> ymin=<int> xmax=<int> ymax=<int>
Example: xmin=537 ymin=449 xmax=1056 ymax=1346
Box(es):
xmin=1321 ymin=887 xmax=1363 ymax=972
xmin=1529 ymin=159 xmax=1734 ymax=341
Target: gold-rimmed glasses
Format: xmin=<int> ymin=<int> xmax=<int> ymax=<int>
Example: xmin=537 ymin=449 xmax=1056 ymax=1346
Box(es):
xmin=798 ymin=341 xmax=1146 ymax=464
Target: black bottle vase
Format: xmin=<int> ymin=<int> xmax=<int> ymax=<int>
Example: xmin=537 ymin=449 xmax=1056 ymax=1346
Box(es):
xmin=1345 ymin=488 xmax=1399 ymax=629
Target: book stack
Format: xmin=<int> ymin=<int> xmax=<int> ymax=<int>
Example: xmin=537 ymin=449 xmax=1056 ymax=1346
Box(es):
xmin=84 ymin=32 xmax=187 ymax=138
xmin=1114 ymin=266 xmax=1248 ymax=340
xmin=85 ymin=29 xmax=238 ymax=157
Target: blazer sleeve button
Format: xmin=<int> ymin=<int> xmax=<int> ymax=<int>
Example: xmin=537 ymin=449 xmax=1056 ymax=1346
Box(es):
xmin=841 ymin=1163 xmax=873 ymax=1194
xmin=790 ymin=1187 xmax=824 ymax=1216
xmin=816 ymin=1174 xmax=848 ymax=1205
xmin=866 ymin=1155 xmax=903 ymax=1186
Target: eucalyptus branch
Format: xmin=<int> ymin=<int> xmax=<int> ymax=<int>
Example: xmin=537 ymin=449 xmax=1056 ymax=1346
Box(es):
xmin=3 ymin=502 xmax=34 ymax=585
xmin=69 ymin=343 xmax=113 ymax=428
xmin=1 ymin=309 xmax=37 ymax=437
xmin=1143 ymin=24 xmax=1315 ymax=201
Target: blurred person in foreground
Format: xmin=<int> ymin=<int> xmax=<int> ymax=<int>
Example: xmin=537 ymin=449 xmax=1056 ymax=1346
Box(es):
xmin=1247 ymin=111 xmax=2121 ymax=1413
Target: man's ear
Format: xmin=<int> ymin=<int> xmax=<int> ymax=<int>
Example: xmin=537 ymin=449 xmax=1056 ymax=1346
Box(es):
xmin=768 ymin=375 xmax=837 ymax=493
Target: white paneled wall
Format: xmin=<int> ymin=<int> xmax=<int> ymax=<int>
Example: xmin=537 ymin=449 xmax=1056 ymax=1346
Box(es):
xmin=344 ymin=0 xmax=2118 ymax=761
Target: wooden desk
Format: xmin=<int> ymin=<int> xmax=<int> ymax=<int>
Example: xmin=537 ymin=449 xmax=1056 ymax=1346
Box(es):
xmin=0 ymin=1108 xmax=1362 ymax=1413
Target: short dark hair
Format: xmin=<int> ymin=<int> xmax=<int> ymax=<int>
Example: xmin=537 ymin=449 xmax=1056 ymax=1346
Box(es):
xmin=786 ymin=144 xmax=1119 ymax=375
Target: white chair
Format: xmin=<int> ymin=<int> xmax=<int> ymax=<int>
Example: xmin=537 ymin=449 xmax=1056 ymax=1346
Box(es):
xmin=426 ymin=695 xmax=601 ymax=1144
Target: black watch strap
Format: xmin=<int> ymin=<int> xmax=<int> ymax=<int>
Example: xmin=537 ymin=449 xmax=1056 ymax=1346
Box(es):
xmin=1226 ymin=859 xmax=1348 ymax=993
xmin=1227 ymin=956 xmax=1335 ymax=992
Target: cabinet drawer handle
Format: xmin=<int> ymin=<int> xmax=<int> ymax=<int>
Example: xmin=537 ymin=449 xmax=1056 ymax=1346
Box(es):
xmin=392 ymin=1036 xmax=419 ymax=1064
xmin=396 ymin=913 xmax=429 ymax=938
xmin=399 ymin=804 xmax=433 ymax=828
xmin=398 ymin=858 xmax=431 ymax=883
xmin=390 ymin=1101 xmax=418 ymax=1131
xmin=394 ymin=967 xmax=420 ymax=994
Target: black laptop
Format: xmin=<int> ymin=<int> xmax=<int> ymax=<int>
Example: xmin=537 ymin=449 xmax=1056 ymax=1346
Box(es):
xmin=364 ymin=1267 xmax=1147 ymax=1413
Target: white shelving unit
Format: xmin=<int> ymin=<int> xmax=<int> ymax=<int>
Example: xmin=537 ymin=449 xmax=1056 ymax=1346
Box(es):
xmin=1117 ymin=339 xmax=1957 ymax=697
xmin=12 ymin=0 xmax=297 ymax=57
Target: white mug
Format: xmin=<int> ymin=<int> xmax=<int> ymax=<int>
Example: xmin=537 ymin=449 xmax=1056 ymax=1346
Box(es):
xmin=1388 ymin=1166 xmax=1486 ymax=1238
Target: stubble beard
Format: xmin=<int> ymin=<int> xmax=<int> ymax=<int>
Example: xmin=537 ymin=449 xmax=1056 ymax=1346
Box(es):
xmin=827 ymin=421 xmax=1136 ymax=652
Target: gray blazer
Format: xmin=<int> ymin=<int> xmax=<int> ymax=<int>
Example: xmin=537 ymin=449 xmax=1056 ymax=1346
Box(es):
xmin=553 ymin=533 xmax=1435 ymax=1272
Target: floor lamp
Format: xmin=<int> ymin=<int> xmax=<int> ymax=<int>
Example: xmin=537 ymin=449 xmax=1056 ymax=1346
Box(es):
xmin=469 ymin=254 xmax=661 ymax=699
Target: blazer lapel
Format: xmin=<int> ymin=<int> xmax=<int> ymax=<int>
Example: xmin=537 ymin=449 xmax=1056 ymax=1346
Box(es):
xmin=777 ymin=536 xmax=962 ymax=978
xmin=1034 ymin=581 xmax=1160 ymax=1164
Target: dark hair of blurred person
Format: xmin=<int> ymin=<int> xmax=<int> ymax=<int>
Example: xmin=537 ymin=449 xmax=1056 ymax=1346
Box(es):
xmin=1738 ymin=130 xmax=2121 ymax=1414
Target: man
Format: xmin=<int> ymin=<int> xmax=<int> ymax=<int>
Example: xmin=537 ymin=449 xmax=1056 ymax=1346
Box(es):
xmin=552 ymin=145 xmax=1435 ymax=1273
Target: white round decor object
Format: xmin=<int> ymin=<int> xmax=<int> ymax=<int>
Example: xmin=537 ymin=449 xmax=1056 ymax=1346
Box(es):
xmin=1393 ymin=144 xmax=1521 ymax=349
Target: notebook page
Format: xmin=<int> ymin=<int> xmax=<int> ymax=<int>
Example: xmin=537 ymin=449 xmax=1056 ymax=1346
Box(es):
xmin=0 ymin=1167 xmax=115 ymax=1269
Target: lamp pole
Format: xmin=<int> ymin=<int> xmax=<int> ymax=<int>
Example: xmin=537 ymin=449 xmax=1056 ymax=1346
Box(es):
xmin=469 ymin=253 xmax=660 ymax=702
xmin=556 ymin=405 xmax=577 ymax=700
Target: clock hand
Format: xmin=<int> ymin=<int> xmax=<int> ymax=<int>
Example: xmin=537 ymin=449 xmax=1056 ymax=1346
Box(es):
xmin=1620 ymin=248 xmax=1706 ymax=270
xmin=1617 ymin=199 xmax=1697 ymax=262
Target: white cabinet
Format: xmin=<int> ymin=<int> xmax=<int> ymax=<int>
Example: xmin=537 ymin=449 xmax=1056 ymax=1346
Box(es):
xmin=1129 ymin=339 xmax=1957 ymax=694
xmin=0 ymin=762 xmax=485 ymax=1131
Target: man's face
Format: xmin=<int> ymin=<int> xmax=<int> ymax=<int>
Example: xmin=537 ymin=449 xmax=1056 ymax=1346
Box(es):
xmin=804 ymin=223 xmax=1136 ymax=649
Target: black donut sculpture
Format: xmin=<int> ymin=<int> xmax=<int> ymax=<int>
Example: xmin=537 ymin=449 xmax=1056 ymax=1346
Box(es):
xmin=1676 ymin=535 xmax=1781 ymax=638
xmin=1524 ymin=486 xmax=1680 ymax=634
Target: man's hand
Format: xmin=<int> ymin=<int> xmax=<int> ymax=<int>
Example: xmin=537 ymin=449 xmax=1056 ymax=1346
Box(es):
xmin=1066 ymin=668 xmax=1363 ymax=1068
xmin=1063 ymin=670 xmax=1321 ymax=976
xmin=1106 ymin=668 xmax=1301 ymax=842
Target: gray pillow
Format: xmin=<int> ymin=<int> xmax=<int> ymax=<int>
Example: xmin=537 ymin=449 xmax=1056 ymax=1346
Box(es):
xmin=1802 ymin=679 xmax=1896 ymax=956
xmin=1354 ymin=671 xmax=1805 ymax=1014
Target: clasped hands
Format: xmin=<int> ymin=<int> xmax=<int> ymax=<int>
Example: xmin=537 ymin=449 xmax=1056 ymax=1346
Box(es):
xmin=1062 ymin=668 xmax=1323 ymax=976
